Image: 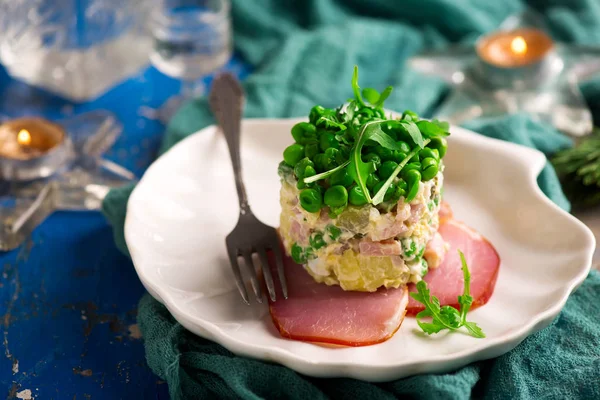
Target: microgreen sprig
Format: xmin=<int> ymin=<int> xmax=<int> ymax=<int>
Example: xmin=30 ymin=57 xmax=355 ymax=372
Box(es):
xmin=410 ymin=250 xmax=486 ymax=339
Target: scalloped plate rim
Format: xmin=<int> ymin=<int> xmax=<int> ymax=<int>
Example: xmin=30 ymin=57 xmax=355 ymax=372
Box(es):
xmin=124 ymin=118 xmax=595 ymax=381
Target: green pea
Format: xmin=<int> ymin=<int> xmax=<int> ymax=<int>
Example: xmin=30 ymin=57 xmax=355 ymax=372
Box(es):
xmin=421 ymin=157 xmax=439 ymax=181
xmin=324 ymin=185 xmax=348 ymax=208
xmin=299 ymin=188 xmax=322 ymax=213
xmin=379 ymin=161 xmax=399 ymax=180
xmin=366 ymin=173 xmax=380 ymax=190
xmin=309 ymin=105 xmax=326 ymax=124
xmin=419 ymin=148 xmax=439 ymax=161
xmin=402 ymin=239 xmax=417 ymax=256
xmin=397 ymin=179 xmax=408 ymax=192
xmin=296 ymin=180 xmax=306 ymax=190
xmin=409 ymin=153 xmax=420 ymax=163
xmin=329 ymin=168 xmax=354 ymax=187
xmin=404 ymin=169 xmax=421 ymax=202
xmin=373 ymin=181 xmax=396 ymax=202
xmin=324 ymin=147 xmax=340 ymax=163
xmin=328 ymin=205 xmax=346 ymax=219
xmin=294 ymin=158 xmax=314 ymax=179
xmin=313 ymin=153 xmax=328 ymax=172
xmin=392 ymin=187 xmax=405 ymax=202
xmin=305 ymin=143 xmax=320 ymax=159
xmin=309 ymin=232 xmax=326 ymax=250
xmin=401 ymin=162 xmax=421 ymax=179
xmin=428 ymin=137 xmax=448 ymax=158
xmin=291 ymin=243 xmax=307 ymax=264
xmin=363 ymin=153 xmax=381 ymax=169
xmin=326 ymin=224 xmax=342 ymax=240
xmin=402 ymin=110 xmax=419 ymax=121
xmin=374 ymin=147 xmax=394 ymax=161
xmin=291 ymin=122 xmax=316 ymax=144
xmin=396 ymin=141 xmax=411 ymax=153
xmin=320 ymin=132 xmax=339 ymax=152
xmin=283 ymin=144 xmax=305 ymax=167
xmin=349 ymin=186 xmax=368 ymax=206
xmin=391 ymin=151 xmax=407 ymax=163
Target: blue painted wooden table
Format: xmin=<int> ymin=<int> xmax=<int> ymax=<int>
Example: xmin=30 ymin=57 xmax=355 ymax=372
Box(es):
xmin=0 ymin=57 xmax=249 ymax=399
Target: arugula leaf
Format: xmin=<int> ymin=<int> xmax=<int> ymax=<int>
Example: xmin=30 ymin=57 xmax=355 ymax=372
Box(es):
xmin=399 ymin=120 xmax=425 ymax=149
xmin=303 ymin=160 xmax=351 ymax=184
xmin=372 ymin=139 xmax=430 ymax=205
xmin=417 ymin=120 xmax=450 ymax=138
xmin=317 ymin=116 xmax=347 ymax=131
xmin=373 ymin=86 xmax=393 ymax=108
xmin=347 ymin=120 xmax=402 ymax=203
xmin=351 ymin=66 xmax=366 ymax=107
xmin=362 ymin=88 xmax=380 ymax=104
xmin=409 ymin=250 xmax=486 ymax=338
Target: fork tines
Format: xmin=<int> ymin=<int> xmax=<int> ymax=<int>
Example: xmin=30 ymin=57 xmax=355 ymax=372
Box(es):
xmin=227 ymin=243 xmax=287 ymax=305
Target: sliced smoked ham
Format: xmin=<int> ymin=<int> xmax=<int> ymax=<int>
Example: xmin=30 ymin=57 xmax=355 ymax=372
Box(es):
xmin=407 ymin=219 xmax=500 ymax=316
xmin=268 ymin=251 xmax=409 ymax=346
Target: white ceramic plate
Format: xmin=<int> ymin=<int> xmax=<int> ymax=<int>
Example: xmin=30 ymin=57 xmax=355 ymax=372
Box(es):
xmin=125 ymin=118 xmax=595 ymax=381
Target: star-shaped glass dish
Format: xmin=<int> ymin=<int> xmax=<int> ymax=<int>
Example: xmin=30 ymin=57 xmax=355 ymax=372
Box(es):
xmin=0 ymin=110 xmax=136 ymax=251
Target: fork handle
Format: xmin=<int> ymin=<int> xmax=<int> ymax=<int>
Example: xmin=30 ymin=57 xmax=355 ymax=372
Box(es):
xmin=209 ymin=73 xmax=250 ymax=215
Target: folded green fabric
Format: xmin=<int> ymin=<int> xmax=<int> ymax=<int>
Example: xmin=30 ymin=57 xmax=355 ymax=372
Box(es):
xmin=102 ymin=0 xmax=600 ymax=398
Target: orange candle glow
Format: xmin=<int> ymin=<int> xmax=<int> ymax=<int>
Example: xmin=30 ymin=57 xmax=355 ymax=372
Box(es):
xmin=477 ymin=28 xmax=554 ymax=68
xmin=0 ymin=118 xmax=65 ymax=160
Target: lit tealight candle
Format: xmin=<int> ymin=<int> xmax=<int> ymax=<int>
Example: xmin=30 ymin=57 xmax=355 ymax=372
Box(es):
xmin=477 ymin=28 xmax=554 ymax=68
xmin=0 ymin=117 xmax=72 ymax=181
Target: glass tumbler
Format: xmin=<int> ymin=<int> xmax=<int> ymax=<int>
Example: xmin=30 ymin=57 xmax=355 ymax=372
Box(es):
xmin=0 ymin=0 xmax=153 ymax=102
xmin=148 ymin=0 xmax=233 ymax=121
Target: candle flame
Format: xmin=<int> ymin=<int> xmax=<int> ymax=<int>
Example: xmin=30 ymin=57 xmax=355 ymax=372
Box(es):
xmin=511 ymin=36 xmax=527 ymax=55
xmin=17 ymin=129 xmax=32 ymax=146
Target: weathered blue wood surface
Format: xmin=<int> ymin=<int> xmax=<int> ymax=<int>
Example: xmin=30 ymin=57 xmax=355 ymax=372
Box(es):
xmin=0 ymin=57 xmax=249 ymax=399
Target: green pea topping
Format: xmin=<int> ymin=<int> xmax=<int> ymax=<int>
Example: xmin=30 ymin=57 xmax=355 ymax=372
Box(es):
xmin=291 ymin=122 xmax=316 ymax=144
xmin=313 ymin=153 xmax=328 ymax=172
xmin=349 ymin=186 xmax=368 ymax=206
xmin=326 ymin=224 xmax=342 ymax=240
xmin=428 ymin=137 xmax=448 ymax=158
xmin=402 ymin=110 xmax=419 ymax=121
xmin=402 ymin=238 xmax=417 ymax=257
xmin=404 ymin=169 xmax=421 ymax=202
xmin=304 ymin=143 xmax=320 ymax=159
xmin=329 ymin=168 xmax=354 ymax=187
xmin=291 ymin=243 xmax=307 ymax=264
xmin=299 ymin=188 xmax=322 ymax=213
xmin=374 ymin=147 xmax=393 ymax=161
xmin=379 ymin=160 xmax=399 ymax=180
xmin=421 ymin=157 xmax=439 ymax=181
xmin=391 ymin=150 xmax=407 ymax=163
xmin=324 ymin=185 xmax=348 ymax=207
xmin=309 ymin=105 xmax=326 ymax=124
xmin=389 ymin=184 xmax=404 ymax=203
xmin=283 ymin=144 xmax=305 ymax=167
xmin=366 ymin=173 xmax=380 ymax=190
xmin=320 ymin=132 xmax=339 ymax=152
xmin=401 ymin=162 xmax=421 ymax=179
xmin=294 ymin=157 xmax=314 ymax=179
xmin=363 ymin=153 xmax=381 ymax=169
xmin=324 ymin=147 xmax=340 ymax=164
xmin=420 ymin=258 xmax=429 ymax=277
xmin=373 ymin=181 xmax=396 ymax=202
xmin=309 ymin=232 xmax=326 ymax=249
xmin=396 ymin=141 xmax=411 ymax=153
xmin=419 ymin=147 xmax=439 ymax=161
xmin=329 ymin=205 xmax=346 ymax=218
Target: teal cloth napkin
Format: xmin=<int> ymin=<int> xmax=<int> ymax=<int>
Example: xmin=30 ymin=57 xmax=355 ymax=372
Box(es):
xmin=102 ymin=0 xmax=600 ymax=398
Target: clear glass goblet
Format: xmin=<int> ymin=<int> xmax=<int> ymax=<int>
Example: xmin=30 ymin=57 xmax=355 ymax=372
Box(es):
xmin=148 ymin=0 xmax=233 ymax=122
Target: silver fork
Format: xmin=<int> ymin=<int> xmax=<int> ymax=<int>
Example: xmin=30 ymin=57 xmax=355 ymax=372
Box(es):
xmin=209 ymin=73 xmax=288 ymax=304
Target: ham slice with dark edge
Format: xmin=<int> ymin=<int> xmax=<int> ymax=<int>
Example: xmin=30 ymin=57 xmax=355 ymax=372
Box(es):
xmin=407 ymin=219 xmax=500 ymax=316
xmin=268 ymin=252 xmax=409 ymax=346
